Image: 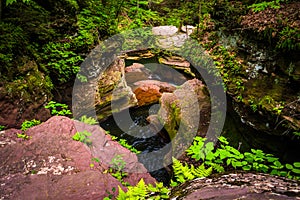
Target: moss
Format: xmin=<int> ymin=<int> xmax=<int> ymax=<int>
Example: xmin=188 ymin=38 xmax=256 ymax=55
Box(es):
xmin=4 ymin=61 xmax=53 ymax=103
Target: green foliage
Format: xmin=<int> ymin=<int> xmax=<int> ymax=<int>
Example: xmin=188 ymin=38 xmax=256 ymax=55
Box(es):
xmin=76 ymin=74 xmax=88 ymax=83
xmin=72 ymin=130 xmax=92 ymax=146
xmin=248 ymin=0 xmax=283 ymax=12
xmin=5 ymin=0 xmax=30 ymax=6
xmin=110 ymin=155 xmax=127 ymax=172
xmin=109 ymin=135 xmax=141 ymax=154
xmin=210 ymin=45 xmax=245 ymax=100
xmin=21 ymin=119 xmax=41 ymax=131
xmin=89 ymin=157 xmax=100 ymax=168
xmin=276 ymin=26 xmax=300 ymax=51
xmin=172 ymin=158 xmax=212 ymax=184
xmin=0 ymin=125 xmax=6 ymax=131
xmin=44 ymin=101 xmax=72 ymax=116
xmin=161 ymin=2 xmax=195 ymax=27
xmin=0 ymin=22 xmax=30 ymax=78
xmin=120 ymin=1 xmax=162 ymax=30
xmin=108 ymin=155 xmax=129 ymax=186
xmin=115 ymin=179 xmax=169 ymax=200
xmin=186 ymin=136 xmax=300 ymax=180
xmin=40 ymin=42 xmax=82 ymax=83
xmin=118 ymin=139 xmax=141 ymax=154
xmin=79 ymin=115 xmax=98 ymax=125
xmin=17 ymin=133 xmax=31 ymax=140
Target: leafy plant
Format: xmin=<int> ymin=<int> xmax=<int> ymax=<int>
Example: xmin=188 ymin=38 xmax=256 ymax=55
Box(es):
xmin=172 ymin=158 xmax=212 ymax=184
xmin=248 ymin=0 xmax=282 ymax=12
xmin=90 ymin=157 xmax=100 ymax=168
xmin=114 ymin=179 xmax=169 ymax=200
xmin=186 ymin=136 xmax=300 ymax=180
xmin=17 ymin=133 xmax=31 ymax=140
xmin=104 ymin=187 xmax=117 ymax=200
xmin=72 ymin=130 xmax=92 ymax=146
xmin=21 ymin=119 xmax=41 ymax=131
xmin=40 ymin=42 xmax=83 ymax=83
xmin=6 ymin=0 xmax=30 ymax=5
xmin=108 ymin=155 xmax=129 ymax=186
xmin=44 ymin=101 xmax=72 ymax=116
xmin=109 ymin=134 xmax=141 ymax=154
xmin=0 ymin=125 xmax=5 ymax=131
xmin=79 ymin=115 xmax=98 ymax=125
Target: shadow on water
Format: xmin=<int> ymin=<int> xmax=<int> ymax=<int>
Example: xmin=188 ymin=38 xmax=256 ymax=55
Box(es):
xmin=223 ymin=96 xmax=300 ymax=164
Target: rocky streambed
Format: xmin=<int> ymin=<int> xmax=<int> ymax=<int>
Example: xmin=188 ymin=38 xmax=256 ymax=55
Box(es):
xmin=1 ymin=26 xmax=300 ymax=199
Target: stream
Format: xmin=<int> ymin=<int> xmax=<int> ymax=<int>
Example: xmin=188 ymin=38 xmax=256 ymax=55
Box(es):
xmin=98 ymin=55 xmax=300 ymax=184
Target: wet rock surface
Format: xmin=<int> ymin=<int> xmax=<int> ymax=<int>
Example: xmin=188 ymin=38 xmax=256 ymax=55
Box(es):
xmin=0 ymin=116 xmax=155 ymax=199
xmin=170 ymin=172 xmax=300 ymax=200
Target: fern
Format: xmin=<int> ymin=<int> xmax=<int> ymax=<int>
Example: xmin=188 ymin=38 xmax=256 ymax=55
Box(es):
xmin=208 ymin=163 xmax=225 ymax=173
xmin=172 ymin=158 xmax=195 ymax=183
xmin=79 ymin=115 xmax=98 ymax=125
xmin=191 ymin=164 xmax=213 ymax=177
xmin=172 ymin=158 xmax=213 ymax=184
xmin=115 ymin=179 xmax=169 ymax=200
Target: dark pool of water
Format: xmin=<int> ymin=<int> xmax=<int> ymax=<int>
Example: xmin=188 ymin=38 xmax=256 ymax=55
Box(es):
xmin=223 ymin=97 xmax=300 ymax=163
xmin=99 ymin=105 xmax=171 ymax=184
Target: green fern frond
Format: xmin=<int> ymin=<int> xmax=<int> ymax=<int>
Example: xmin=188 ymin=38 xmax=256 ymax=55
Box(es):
xmin=206 ymin=162 xmax=225 ymax=173
xmin=191 ymin=164 xmax=213 ymax=177
xmin=172 ymin=158 xmax=195 ymax=183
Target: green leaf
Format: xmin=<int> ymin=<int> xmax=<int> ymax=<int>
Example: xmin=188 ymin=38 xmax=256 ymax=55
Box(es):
xmin=293 ymin=162 xmax=300 ymax=168
xmin=218 ymin=136 xmax=229 ymax=145
xmin=242 ymin=165 xmax=251 ymax=171
xmin=292 ymin=168 xmax=300 ymax=174
xmin=286 ymin=164 xmax=294 ymax=170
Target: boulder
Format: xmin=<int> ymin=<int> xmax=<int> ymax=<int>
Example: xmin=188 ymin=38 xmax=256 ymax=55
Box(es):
xmin=0 ymin=61 xmax=52 ymax=129
xmin=0 ymin=116 xmax=156 ymax=199
xmin=157 ymin=79 xmax=210 ymax=140
xmin=73 ymin=58 xmax=138 ymax=121
xmin=146 ymin=79 xmax=210 ymax=164
xmin=125 ymin=63 xmax=151 ymax=85
xmin=133 ymin=80 xmax=176 ymax=106
xmin=170 ymin=172 xmax=300 ymax=200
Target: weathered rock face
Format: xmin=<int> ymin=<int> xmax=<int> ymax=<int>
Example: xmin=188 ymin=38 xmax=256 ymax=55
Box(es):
xmin=73 ymin=58 xmax=138 ymax=121
xmin=152 ymin=25 xmax=195 ymax=49
xmin=0 ymin=61 xmax=52 ymax=128
xmin=125 ymin=63 xmax=152 ymax=86
xmin=133 ymin=80 xmax=176 ymax=106
xmin=146 ymin=79 xmax=211 ymax=165
xmin=170 ymin=172 xmax=300 ymax=200
xmin=157 ymin=78 xmax=210 ymax=140
xmin=0 ymin=116 xmax=155 ymax=199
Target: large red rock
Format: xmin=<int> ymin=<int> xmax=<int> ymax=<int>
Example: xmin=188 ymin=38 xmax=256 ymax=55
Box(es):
xmin=133 ymin=80 xmax=176 ymax=106
xmin=0 ymin=116 xmax=155 ymax=199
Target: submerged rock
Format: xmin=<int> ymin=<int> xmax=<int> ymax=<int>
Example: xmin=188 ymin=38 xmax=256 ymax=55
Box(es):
xmin=0 ymin=116 xmax=155 ymax=199
xmin=170 ymin=172 xmax=300 ymax=199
